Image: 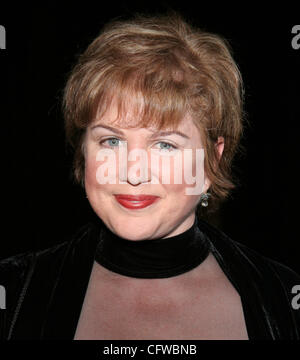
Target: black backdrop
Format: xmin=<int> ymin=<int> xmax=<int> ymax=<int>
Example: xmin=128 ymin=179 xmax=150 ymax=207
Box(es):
xmin=1 ymin=1 xmax=300 ymax=275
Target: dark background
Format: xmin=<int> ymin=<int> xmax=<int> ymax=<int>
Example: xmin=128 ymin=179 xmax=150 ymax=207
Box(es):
xmin=1 ymin=1 xmax=300 ymax=274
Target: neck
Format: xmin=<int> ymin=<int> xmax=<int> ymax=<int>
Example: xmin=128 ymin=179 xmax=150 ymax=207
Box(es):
xmin=94 ymin=217 xmax=211 ymax=279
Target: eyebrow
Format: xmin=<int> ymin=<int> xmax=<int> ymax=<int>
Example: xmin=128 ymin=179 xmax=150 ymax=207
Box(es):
xmin=91 ymin=124 xmax=190 ymax=139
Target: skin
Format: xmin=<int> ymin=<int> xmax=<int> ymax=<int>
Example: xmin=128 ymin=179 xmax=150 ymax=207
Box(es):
xmin=84 ymin=103 xmax=224 ymax=241
xmin=74 ymin=253 xmax=249 ymax=339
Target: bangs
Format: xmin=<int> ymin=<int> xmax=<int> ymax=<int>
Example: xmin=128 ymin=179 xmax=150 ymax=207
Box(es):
xmin=89 ymin=64 xmax=193 ymax=131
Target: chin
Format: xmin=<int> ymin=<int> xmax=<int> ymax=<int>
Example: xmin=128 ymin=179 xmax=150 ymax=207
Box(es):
xmin=108 ymin=217 xmax=160 ymax=241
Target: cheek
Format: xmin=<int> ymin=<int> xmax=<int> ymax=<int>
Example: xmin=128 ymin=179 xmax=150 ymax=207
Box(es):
xmin=160 ymin=159 xmax=201 ymax=207
xmin=84 ymin=150 xmax=121 ymax=197
xmin=84 ymin=150 xmax=114 ymax=192
xmin=84 ymin=155 xmax=99 ymax=187
xmin=157 ymin=152 xmax=201 ymax=191
xmin=161 ymin=182 xmax=200 ymax=208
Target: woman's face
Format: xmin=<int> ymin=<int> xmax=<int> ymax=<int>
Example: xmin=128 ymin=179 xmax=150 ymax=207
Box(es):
xmin=84 ymin=104 xmax=216 ymax=240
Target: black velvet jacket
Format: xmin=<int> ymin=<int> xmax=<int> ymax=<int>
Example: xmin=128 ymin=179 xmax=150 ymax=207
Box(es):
xmin=0 ymin=219 xmax=300 ymax=340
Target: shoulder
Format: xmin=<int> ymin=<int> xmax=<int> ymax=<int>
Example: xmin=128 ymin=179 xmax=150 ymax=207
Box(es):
xmin=198 ymin=218 xmax=300 ymax=338
xmin=231 ymin=235 xmax=300 ymax=288
xmin=0 ymin=222 xmax=96 ymax=283
xmin=198 ymin=218 xmax=300 ymax=283
xmin=198 ymin=218 xmax=300 ymax=314
xmin=0 ymin=222 xmax=99 ymax=339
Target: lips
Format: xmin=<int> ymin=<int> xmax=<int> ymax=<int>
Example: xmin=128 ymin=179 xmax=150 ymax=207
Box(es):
xmin=114 ymin=194 xmax=159 ymax=209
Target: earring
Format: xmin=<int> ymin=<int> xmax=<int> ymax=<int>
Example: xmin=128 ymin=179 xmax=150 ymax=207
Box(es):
xmin=200 ymin=192 xmax=210 ymax=207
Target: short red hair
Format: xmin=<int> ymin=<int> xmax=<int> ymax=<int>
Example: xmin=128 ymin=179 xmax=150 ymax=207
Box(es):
xmin=62 ymin=13 xmax=245 ymax=211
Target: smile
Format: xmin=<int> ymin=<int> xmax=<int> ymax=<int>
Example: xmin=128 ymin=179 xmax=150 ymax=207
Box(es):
xmin=114 ymin=194 xmax=160 ymax=210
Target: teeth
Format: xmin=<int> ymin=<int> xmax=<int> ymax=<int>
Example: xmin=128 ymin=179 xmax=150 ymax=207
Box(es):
xmin=130 ymin=201 xmax=142 ymax=203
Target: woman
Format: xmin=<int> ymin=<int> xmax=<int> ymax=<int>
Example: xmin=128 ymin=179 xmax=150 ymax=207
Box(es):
xmin=1 ymin=13 xmax=300 ymax=340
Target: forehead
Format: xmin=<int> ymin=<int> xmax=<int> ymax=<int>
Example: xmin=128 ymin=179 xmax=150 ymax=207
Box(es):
xmin=93 ymin=100 xmax=199 ymax=136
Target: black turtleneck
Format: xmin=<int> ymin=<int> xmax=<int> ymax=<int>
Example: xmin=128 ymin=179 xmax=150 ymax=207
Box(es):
xmin=94 ymin=217 xmax=211 ymax=279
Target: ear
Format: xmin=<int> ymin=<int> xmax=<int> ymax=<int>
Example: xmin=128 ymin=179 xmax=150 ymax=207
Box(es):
xmin=201 ymin=136 xmax=225 ymax=193
xmin=215 ymin=136 xmax=225 ymax=160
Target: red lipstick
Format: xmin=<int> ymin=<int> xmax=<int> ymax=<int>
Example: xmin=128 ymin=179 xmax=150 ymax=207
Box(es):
xmin=114 ymin=194 xmax=159 ymax=209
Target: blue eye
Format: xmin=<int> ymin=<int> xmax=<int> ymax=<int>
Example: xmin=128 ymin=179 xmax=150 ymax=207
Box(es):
xmin=108 ymin=138 xmax=120 ymax=147
xmin=157 ymin=142 xmax=177 ymax=151
xmin=100 ymin=138 xmax=177 ymax=151
xmin=100 ymin=137 xmax=121 ymax=147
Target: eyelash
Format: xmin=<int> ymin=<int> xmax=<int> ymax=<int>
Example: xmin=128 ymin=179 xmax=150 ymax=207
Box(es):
xmin=99 ymin=137 xmax=121 ymax=148
xmin=99 ymin=137 xmax=178 ymax=151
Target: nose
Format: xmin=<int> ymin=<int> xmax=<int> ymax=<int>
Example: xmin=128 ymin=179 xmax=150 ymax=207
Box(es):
xmin=119 ymin=144 xmax=152 ymax=186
